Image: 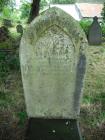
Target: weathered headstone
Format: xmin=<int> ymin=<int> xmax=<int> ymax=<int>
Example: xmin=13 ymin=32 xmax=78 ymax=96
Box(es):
xmin=3 ymin=19 xmax=12 ymax=27
xmin=16 ymin=24 xmax=23 ymax=35
xmin=0 ymin=26 xmax=9 ymax=42
xmin=20 ymin=7 xmax=87 ymax=140
xmin=88 ymin=16 xmax=102 ymax=45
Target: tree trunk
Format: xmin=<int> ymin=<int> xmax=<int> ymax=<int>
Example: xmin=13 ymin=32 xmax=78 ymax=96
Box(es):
xmin=28 ymin=0 xmax=41 ymax=23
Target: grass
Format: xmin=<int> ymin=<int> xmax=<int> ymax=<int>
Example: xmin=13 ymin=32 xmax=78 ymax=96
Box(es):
xmin=0 ymin=24 xmax=27 ymax=139
xmin=17 ymin=111 xmax=27 ymax=127
xmin=80 ymin=44 xmax=105 ymax=139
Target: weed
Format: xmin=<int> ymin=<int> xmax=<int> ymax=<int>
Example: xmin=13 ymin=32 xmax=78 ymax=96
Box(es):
xmin=17 ymin=111 xmax=27 ymax=127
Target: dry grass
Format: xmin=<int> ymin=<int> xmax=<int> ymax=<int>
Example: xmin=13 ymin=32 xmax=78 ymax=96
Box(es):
xmin=0 ymin=42 xmax=105 ymax=140
xmin=80 ymin=44 xmax=105 ymax=140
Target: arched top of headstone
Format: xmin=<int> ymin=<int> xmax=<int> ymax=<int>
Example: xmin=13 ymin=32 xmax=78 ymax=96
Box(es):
xmin=22 ymin=7 xmax=87 ymax=53
xmin=93 ymin=16 xmax=98 ymax=21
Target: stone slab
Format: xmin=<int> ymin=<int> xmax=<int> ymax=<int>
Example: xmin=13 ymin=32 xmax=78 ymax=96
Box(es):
xmin=20 ymin=7 xmax=87 ymax=119
xmin=25 ymin=118 xmax=82 ymax=140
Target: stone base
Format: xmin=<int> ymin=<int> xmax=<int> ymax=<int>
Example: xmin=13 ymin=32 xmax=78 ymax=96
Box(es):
xmin=25 ymin=118 xmax=82 ymax=140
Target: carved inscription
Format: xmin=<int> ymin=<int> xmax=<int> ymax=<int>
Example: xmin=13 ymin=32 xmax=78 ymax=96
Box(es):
xmin=33 ymin=26 xmax=75 ymax=74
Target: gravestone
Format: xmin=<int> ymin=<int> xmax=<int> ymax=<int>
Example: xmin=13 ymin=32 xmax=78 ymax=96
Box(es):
xmin=20 ymin=7 xmax=87 ymax=140
xmin=3 ymin=19 xmax=12 ymax=27
xmin=88 ymin=16 xmax=102 ymax=45
xmin=0 ymin=26 xmax=9 ymax=42
xmin=16 ymin=24 xmax=23 ymax=35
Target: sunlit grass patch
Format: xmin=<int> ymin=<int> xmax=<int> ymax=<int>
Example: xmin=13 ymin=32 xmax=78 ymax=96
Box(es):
xmin=81 ymin=44 xmax=105 ymax=129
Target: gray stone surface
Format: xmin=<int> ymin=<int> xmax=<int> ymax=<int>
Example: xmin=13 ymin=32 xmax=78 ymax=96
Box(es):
xmin=20 ymin=7 xmax=87 ymax=119
xmin=88 ymin=16 xmax=102 ymax=45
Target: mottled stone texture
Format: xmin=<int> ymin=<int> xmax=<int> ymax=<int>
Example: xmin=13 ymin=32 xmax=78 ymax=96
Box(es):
xmin=20 ymin=7 xmax=87 ymax=119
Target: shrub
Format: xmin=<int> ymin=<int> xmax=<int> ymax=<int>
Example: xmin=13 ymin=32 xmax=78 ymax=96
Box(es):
xmin=0 ymin=50 xmax=20 ymax=82
xmin=2 ymin=6 xmax=12 ymax=19
xmin=7 ymin=53 xmax=20 ymax=71
xmin=0 ymin=52 xmax=10 ymax=80
xmin=40 ymin=0 xmax=47 ymax=10
xmin=20 ymin=2 xmax=31 ymax=19
xmin=17 ymin=111 xmax=27 ymax=127
xmin=101 ymin=23 xmax=105 ymax=37
xmin=10 ymin=9 xmax=21 ymax=23
xmin=0 ymin=26 xmax=10 ymax=42
xmin=101 ymin=2 xmax=105 ymax=23
xmin=79 ymin=19 xmax=92 ymax=37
